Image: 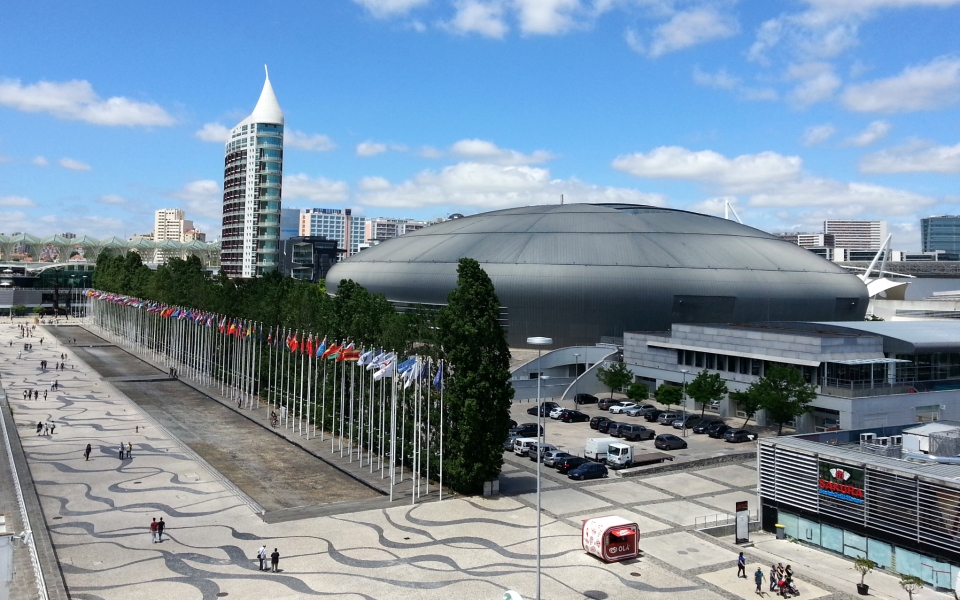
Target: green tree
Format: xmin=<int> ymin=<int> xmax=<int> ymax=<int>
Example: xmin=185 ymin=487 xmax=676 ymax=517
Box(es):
xmin=596 ymin=361 xmax=633 ymax=398
xmin=626 ymin=382 xmax=649 ymax=402
xmin=654 ymin=384 xmax=682 ymax=410
xmin=899 ymin=574 xmax=924 ymax=600
xmin=730 ymin=389 xmax=762 ymax=427
xmin=436 ymin=258 xmax=513 ymax=495
xmin=32 ymin=306 xmax=44 ymax=315
xmin=752 ymin=364 xmax=817 ymax=435
xmin=11 ymin=305 xmax=27 ymax=317
xmin=686 ymin=371 xmax=728 ymax=416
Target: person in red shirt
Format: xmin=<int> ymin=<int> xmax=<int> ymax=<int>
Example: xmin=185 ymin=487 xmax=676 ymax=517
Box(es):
xmin=150 ymin=518 xmax=159 ymax=543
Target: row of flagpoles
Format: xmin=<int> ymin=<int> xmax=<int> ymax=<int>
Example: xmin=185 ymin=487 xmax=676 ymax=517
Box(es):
xmin=85 ymin=290 xmax=447 ymax=503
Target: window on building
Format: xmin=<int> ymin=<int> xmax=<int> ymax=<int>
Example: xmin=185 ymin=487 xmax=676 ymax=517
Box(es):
xmin=706 ymin=354 xmax=716 ymax=369
xmin=740 ymin=358 xmax=750 ymax=375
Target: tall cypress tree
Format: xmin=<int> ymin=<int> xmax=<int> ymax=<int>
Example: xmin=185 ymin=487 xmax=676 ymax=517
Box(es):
xmin=437 ymin=258 xmax=513 ymax=495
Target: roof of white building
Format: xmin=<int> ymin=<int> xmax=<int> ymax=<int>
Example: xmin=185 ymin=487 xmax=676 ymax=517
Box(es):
xmin=238 ymin=66 xmax=283 ymax=127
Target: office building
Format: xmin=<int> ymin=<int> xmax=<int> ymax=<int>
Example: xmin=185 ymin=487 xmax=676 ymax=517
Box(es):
xmin=279 ymin=236 xmax=340 ymax=283
xmin=299 ymin=208 xmax=365 ymax=256
xmin=220 ymin=67 xmax=284 ymax=278
xmin=364 ymin=217 xmax=428 ymax=245
xmin=824 ymin=220 xmax=887 ymax=250
xmin=183 ymin=229 xmax=206 ymax=243
xmin=921 ymin=216 xmax=960 ymax=254
xmin=153 ymin=208 xmax=193 ymax=263
xmin=777 ymin=233 xmax=835 ymax=248
xmin=280 ymin=208 xmax=300 ymax=241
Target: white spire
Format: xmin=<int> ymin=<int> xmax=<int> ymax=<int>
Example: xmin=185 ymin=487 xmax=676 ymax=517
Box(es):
xmin=239 ymin=65 xmax=283 ymax=126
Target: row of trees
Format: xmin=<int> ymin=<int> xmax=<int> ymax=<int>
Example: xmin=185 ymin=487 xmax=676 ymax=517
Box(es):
xmin=596 ymin=359 xmax=816 ymax=435
xmin=91 ymin=251 xmax=513 ymax=494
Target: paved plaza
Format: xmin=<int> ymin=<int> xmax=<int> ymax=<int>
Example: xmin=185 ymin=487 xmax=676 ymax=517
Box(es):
xmin=0 ymin=321 xmax=950 ymax=599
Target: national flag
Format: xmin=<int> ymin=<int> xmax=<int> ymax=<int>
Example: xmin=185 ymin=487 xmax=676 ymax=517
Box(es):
xmin=433 ymin=360 xmax=443 ymax=389
xmin=206 ymin=314 xmax=214 ymax=327
xmin=267 ymin=327 xmax=274 ymax=347
xmin=289 ymin=332 xmax=299 ymax=353
xmin=305 ymin=334 xmax=314 ymax=356
xmin=227 ymin=320 xmax=237 ymax=336
xmin=322 ymin=343 xmax=341 ymax=360
xmin=358 ymin=348 xmax=376 ymax=366
xmin=315 ymin=336 xmax=327 ymax=357
xmin=218 ymin=316 xmax=227 ymax=333
xmin=397 ymin=356 xmax=417 ymax=375
xmin=373 ymin=355 xmax=395 ymax=381
xmin=368 ymin=351 xmax=394 ymax=371
xmin=334 ymin=342 xmax=354 ymax=361
xmin=338 ymin=343 xmax=361 ymax=362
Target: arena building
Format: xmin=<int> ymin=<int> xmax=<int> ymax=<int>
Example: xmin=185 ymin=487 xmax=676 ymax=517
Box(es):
xmin=326 ymin=204 xmax=869 ymax=347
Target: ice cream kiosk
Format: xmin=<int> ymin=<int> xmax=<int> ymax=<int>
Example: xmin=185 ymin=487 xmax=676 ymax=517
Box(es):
xmin=581 ymin=516 xmax=639 ymax=562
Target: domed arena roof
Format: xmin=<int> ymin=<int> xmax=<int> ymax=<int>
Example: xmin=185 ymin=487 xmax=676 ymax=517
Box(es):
xmin=326 ymin=204 xmax=868 ymax=347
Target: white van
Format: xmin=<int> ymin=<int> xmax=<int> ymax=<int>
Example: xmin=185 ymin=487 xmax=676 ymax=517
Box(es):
xmin=514 ymin=437 xmax=539 ymax=456
xmin=584 ymin=437 xmax=619 ymax=461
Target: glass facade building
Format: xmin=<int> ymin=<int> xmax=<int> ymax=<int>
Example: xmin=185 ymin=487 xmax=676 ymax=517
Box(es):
xmin=921 ymin=216 xmax=960 ymax=254
xmin=220 ymin=67 xmax=283 ymax=278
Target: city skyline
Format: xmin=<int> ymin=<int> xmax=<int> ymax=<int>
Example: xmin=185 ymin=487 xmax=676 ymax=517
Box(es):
xmin=1 ymin=1 xmax=959 ymax=249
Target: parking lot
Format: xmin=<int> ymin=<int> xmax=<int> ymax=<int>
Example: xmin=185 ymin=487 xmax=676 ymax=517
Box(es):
xmin=505 ymin=394 xmax=759 ymax=481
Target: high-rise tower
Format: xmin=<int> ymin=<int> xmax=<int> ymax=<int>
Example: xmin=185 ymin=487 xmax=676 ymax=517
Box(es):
xmin=220 ymin=66 xmax=283 ymax=278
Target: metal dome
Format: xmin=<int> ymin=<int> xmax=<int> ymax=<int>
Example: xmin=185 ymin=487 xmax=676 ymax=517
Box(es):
xmin=326 ymin=204 xmax=869 ymax=347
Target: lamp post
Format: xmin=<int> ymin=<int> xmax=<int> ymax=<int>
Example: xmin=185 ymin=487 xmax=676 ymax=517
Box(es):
xmin=527 ymin=336 xmax=552 ymax=600
xmin=573 ymin=353 xmax=581 ymax=405
xmin=680 ymin=369 xmax=689 ymax=437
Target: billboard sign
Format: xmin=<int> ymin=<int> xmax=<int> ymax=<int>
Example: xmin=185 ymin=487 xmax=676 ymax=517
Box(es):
xmin=818 ymin=461 xmax=864 ymax=504
xmin=735 ymin=500 xmax=749 ymax=543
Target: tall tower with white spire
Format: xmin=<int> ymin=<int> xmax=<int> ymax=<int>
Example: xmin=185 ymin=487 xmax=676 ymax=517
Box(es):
xmin=220 ymin=66 xmax=284 ymax=278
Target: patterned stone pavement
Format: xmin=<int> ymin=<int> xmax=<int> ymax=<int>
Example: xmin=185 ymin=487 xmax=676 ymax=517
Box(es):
xmin=0 ymin=320 xmax=902 ymax=600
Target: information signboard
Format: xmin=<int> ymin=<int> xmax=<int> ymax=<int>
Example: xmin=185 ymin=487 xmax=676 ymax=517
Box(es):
xmin=735 ymin=500 xmax=749 ymax=543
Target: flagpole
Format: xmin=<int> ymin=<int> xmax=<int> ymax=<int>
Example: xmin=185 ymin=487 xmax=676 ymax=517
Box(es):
xmin=389 ymin=353 xmax=397 ymax=502
xmin=439 ymin=360 xmax=444 ymax=502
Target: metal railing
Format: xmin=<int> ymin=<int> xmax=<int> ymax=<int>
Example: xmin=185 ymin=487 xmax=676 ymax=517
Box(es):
xmin=694 ymin=509 xmax=759 ymax=530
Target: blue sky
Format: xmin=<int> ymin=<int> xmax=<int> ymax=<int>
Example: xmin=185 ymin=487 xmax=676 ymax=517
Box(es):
xmin=1 ymin=1 xmax=959 ymax=249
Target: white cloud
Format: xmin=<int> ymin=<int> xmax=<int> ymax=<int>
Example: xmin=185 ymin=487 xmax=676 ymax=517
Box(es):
xmin=0 ymin=78 xmax=175 ymax=127
xmin=0 ymin=195 xmax=35 ymax=207
xmin=624 ymin=28 xmax=645 ymax=53
xmin=282 ymin=174 xmax=351 ymax=203
xmin=514 ymin=0 xmax=582 ymax=35
xmin=58 ymin=158 xmax=91 ymax=171
xmin=692 ymin=67 xmax=740 ymax=90
xmin=447 ymin=0 xmax=508 ymax=37
xmin=419 ymin=145 xmax=444 ymax=158
xmin=646 ymin=7 xmax=739 ymax=57
xmin=355 ymin=161 xmax=667 ymax=210
xmin=612 ymin=146 xmax=803 ymax=193
xmin=449 ymin=138 xmax=553 ymax=165
xmin=357 ymin=141 xmax=389 ymax=157
xmin=170 ymin=180 xmax=222 ymax=222
xmin=844 ymin=120 xmax=890 ymax=146
xmin=860 ymin=141 xmax=960 ymax=174
xmin=195 ymin=122 xmax=231 ymax=143
xmin=97 ymin=194 xmax=129 ymax=205
xmin=802 ymin=123 xmax=836 ymax=145
xmin=352 ymin=0 xmax=430 ymax=18
xmin=788 ymin=62 xmax=841 ymax=107
xmin=31 ymin=155 xmax=48 ymax=166
xmin=747 ymin=177 xmax=934 ymax=215
xmin=841 ymin=56 xmax=960 ymax=113
xmin=286 ymin=130 xmax=337 ymax=152
xmin=747 ymin=18 xmax=782 ymax=65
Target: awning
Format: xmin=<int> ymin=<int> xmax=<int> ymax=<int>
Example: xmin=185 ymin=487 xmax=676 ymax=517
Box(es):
xmin=827 ymin=358 xmax=911 ymax=365
xmin=609 ymin=528 xmax=635 ymax=537
xmin=646 ymin=341 xmax=821 ymax=367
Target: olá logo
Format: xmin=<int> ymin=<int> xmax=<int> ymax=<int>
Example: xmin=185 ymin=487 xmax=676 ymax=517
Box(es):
xmin=829 ymin=468 xmax=851 ymax=481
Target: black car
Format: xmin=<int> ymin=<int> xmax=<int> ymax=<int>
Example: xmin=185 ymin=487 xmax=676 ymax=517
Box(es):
xmin=693 ymin=419 xmax=725 ymax=434
xmin=556 ymin=456 xmax=589 ymax=474
xmin=526 ymin=401 xmax=560 ymax=417
xmin=608 ymin=422 xmax=628 ymax=437
xmin=597 ymin=419 xmax=620 ymax=434
xmin=598 ymin=398 xmax=619 ymax=411
xmin=707 ymin=423 xmax=732 ymax=438
xmin=643 ymin=409 xmax=664 ymax=422
xmin=509 ymin=423 xmax=543 ymax=438
xmin=654 ymin=434 xmax=688 ymax=451
xmin=590 ymin=416 xmax=612 ymax=430
xmin=620 ymin=424 xmax=656 ymax=441
xmin=560 ymin=410 xmax=590 ymax=423
xmin=724 ymin=429 xmax=758 ymax=443
xmin=509 ymin=419 xmax=517 ymax=429
xmin=567 ymin=462 xmax=608 ymax=481
xmin=574 ymin=393 xmax=599 ymax=405
xmin=672 ymin=415 xmax=702 ymax=430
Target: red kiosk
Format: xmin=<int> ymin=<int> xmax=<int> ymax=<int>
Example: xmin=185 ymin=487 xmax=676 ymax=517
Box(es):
xmin=581 ymin=516 xmax=639 ymax=562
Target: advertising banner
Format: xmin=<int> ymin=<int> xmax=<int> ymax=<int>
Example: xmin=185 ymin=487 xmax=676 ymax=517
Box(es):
xmin=818 ymin=461 xmax=865 ymax=504
xmin=735 ymin=500 xmax=749 ymax=543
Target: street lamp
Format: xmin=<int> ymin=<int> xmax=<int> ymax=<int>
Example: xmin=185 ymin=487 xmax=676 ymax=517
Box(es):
xmin=680 ymin=369 xmax=689 ymax=437
xmin=527 ymin=335 xmax=552 ymax=600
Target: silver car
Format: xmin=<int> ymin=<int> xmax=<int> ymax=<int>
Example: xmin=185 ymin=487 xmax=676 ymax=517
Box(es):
xmin=542 ymin=450 xmax=573 ymax=467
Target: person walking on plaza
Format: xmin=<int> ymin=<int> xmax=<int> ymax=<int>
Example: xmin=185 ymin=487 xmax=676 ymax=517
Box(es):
xmin=737 ymin=552 xmax=746 ymax=578
xmin=157 ymin=517 xmax=165 ymax=542
xmin=270 ymin=548 xmax=279 ymax=572
xmin=150 ymin=518 xmax=159 ymax=543
xmin=769 ymin=565 xmax=778 ymax=592
xmin=119 ymin=443 xmax=125 ymax=460
xmin=755 ymin=567 xmax=766 ymax=595
xmin=50 ymin=422 xmax=55 ymax=434
xmin=43 ymin=423 xmax=48 ymax=436
xmin=84 ymin=443 xmax=91 ymax=461
xmin=126 ymin=441 xmax=132 ymax=459
xmin=257 ymin=545 xmax=267 ymax=571
xmin=33 ymin=390 xmax=38 ymax=400
xmin=43 ymin=390 xmax=47 ymax=400
xmin=36 ymin=422 xmax=42 ymax=435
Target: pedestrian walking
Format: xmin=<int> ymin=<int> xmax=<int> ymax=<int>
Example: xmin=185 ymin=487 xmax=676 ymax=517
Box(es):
xmin=84 ymin=443 xmax=91 ymax=461
xmin=43 ymin=424 xmax=48 ymax=435
xmin=257 ymin=545 xmax=267 ymax=571
xmin=157 ymin=517 xmax=165 ymax=542
xmin=33 ymin=390 xmax=38 ymax=400
xmin=270 ymin=548 xmax=279 ymax=572
xmin=150 ymin=518 xmax=159 ymax=543
xmin=769 ymin=565 xmax=778 ymax=592
xmin=43 ymin=390 xmax=47 ymax=400
xmin=36 ymin=422 xmax=42 ymax=435
xmin=126 ymin=441 xmax=132 ymax=458
xmin=17 ymin=351 xmax=21 ymax=359
xmin=50 ymin=422 xmax=56 ymax=435
xmin=119 ymin=443 xmax=125 ymax=460
xmin=755 ymin=567 xmax=765 ymax=595
xmin=737 ymin=552 xmax=746 ymax=578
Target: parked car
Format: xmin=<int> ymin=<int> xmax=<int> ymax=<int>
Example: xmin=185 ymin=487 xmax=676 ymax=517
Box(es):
xmin=724 ymin=429 xmax=758 ymax=443
xmin=620 ymin=424 xmax=656 ymax=441
xmin=509 ymin=419 xmax=517 ymax=429
xmin=598 ymin=398 xmax=620 ymax=410
xmin=560 ymin=410 xmax=590 ymax=423
xmin=643 ymin=409 xmax=664 ymax=422
xmin=609 ymin=402 xmax=638 ymax=414
xmin=672 ymin=415 xmax=702 ymax=430
xmin=657 ymin=412 xmax=680 ymax=425
xmin=555 ymin=456 xmax=589 ymax=474
xmin=527 ymin=401 xmax=560 ymax=417
xmin=608 ymin=422 xmax=628 ymax=437
xmin=654 ymin=434 xmax=688 ymax=451
xmin=513 ymin=437 xmax=539 ymax=456
xmin=707 ymin=423 xmax=732 ymax=438
xmin=693 ymin=419 xmax=725 ymax=434
xmin=598 ymin=419 xmax=620 ymax=434
xmin=590 ymin=416 xmax=613 ymax=430
xmin=574 ymin=393 xmax=599 ymax=405
xmin=509 ymin=423 xmax=543 ymax=438
xmin=542 ymin=450 xmax=572 ymax=468
xmin=548 ymin=405 xmax=566 ymax=419
xmin=708 ymin=399 xmax=721 ymax=410
xmin=623 ymin=404 xmax=657 ymax=417
xmin=504 ymin=435 xmax=521 ymax=451
xmin=568 ymin=462 xmax=609 ymax=481
xmin=529 ymin=442 xmax=558 ymax=462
